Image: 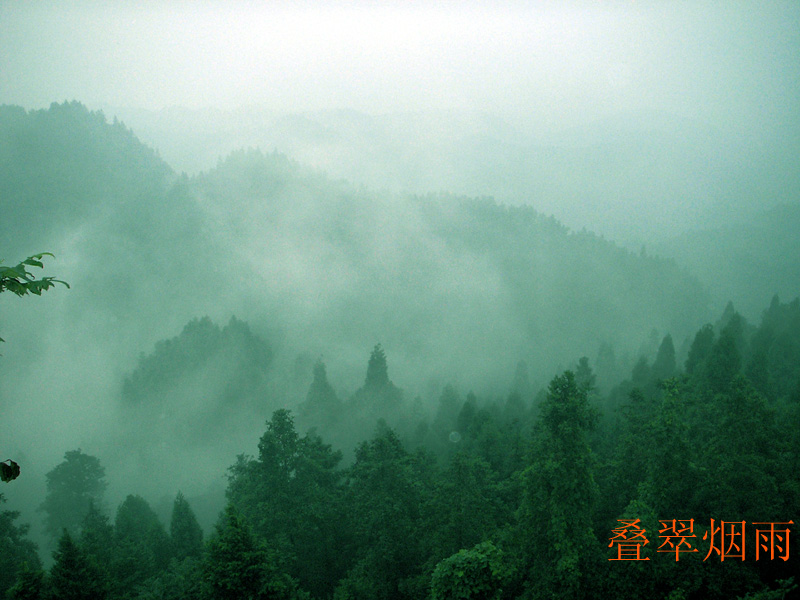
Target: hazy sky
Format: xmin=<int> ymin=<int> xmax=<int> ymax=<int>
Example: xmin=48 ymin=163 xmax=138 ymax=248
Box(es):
xmin=2 ymin=1 xmax=799 ymax=137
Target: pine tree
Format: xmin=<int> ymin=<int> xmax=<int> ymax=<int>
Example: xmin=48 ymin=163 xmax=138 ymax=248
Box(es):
xmin=352 ymin=344 xmax=403 ymax=416
xmin=170 ymin=492 xmax=204 ymax=560
xmin=0 ymin=494 xmax=41 ymax=598
xmin=365 ymin=344 xmax=389 ymax=389
xmin=6 ymin=564 xmax=45 ymax=600
xmin=226 ymin=409 xmax=345 ymax=599
xmin=651 ymin=334 xmax=676 ymax=381
xmin=517 ymin=371 xmax=600 ymax=600
xmin=49 ymin=530 xmax=106 ymax=600
xmin=204 ymin=505 xmax=262 ymax=599
xmin=685 ymin=324 xmax=714 ymax=375
xmin=78 ymin=500 xmax=113 ymax=591
xmin=112 ymin=494 xmax=171 ymax=595
xmin=299 ymin=359 xmax=341 ymax=423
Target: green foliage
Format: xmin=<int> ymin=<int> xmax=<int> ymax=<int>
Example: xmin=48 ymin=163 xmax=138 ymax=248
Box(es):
xmin=113 ymin=494 xmax=172 ymax=590
xmin=133 ymin=557 xmax=204 ymax=600
xmin=203 ymin=505 xmax=266 ymax=600
xmin=352 ymin=345 xmax=403 ymax=417
xmin=170 ymin=492 xmax=204 ymax=561
xmin=365 ymin=344 xmax=390 ymax=388
xmin=433 ymin=453 xmax=507 ymax=559
xmin=704 ymin=318 xmax=743 ymax=394
xmin=203 ymin=504 xmax=302 ymax=600
xmin=49 ymin=529 xmax=107 ymax=600
xmin=227 ymin=409 xmax=347 ymax=599
xmin=122 ymin=316 xmax=271 ymax=407
xmin=299 ymin=359 xmax=342 ymax=425
xmin=431 ymin=542 xmax=507 ymax=600
xmin=737 ymin=578 xmax=797 ymax=600
xmin=5 ymin=563 xmax=46 ymax=600
xmin=517 ymin=371 xmax=600 ymax=600
xmin=77 ymin=501 xmax=113 ymax=594
xmin=685 ymin=324 xmax=714 ymax=375
xmin=339 ymin=425 xmax=435 ymax=600
xmin=651 ymin=334 xmax=676 ymax=381
xmin=0 ymin=252 xmax=68 ymax=297
xmin=694 ymin=377 xmax=782 ymax=522
xmin=0 ymin=252 xmax=67 ymax=352
xmin=0 ymin=494 xmax=41 ymax=598
xmin=38 ymin=450 xmax=106 ymax=542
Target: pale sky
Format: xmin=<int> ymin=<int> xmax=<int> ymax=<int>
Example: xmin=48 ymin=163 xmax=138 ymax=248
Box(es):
xmin=2 ymin=1 xmax=798 ymax=137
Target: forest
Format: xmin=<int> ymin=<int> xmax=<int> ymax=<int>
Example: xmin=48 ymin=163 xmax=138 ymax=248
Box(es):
xmin=0 ymin=98 xmax=798 ymax=600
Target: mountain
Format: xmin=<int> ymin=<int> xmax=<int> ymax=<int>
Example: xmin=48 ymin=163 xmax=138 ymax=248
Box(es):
xmin=1 ymin=100 xmax=725 ymax=536
xmin=105 ymin=105 xmax=798 ymax=247
xmin=652 ymin=202 xmax=800 ymax=320
xmin=1 ymin=102 xmax=715 ymax=394
xmin=189 ymin=147 xmax=712 ymax=393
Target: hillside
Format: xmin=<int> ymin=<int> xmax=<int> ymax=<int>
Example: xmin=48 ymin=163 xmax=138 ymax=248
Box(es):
xmin=108 ymin=105 xmax=798 ymax=247
xmin=652 ymin=202 xmax=800 ymax=320
xmin=1 ymin=102 xmax=714 ymax=396
xmin=190 ymin=147 xmax=712 ymax=392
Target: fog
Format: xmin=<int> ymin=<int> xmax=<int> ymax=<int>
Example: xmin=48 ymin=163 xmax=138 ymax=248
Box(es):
xmin=4 ymin=3 xmax=798 ymax=131
xmin=1 ymin=2 xmax=798 ymax=591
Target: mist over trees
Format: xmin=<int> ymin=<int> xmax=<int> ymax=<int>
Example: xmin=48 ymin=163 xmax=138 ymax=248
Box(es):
xmin=0 ymin=99 xmax=798 ymax=599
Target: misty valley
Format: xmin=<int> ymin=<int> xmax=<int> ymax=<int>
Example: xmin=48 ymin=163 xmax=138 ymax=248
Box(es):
xmin=1 ymin=101 xmax=799 ymax=600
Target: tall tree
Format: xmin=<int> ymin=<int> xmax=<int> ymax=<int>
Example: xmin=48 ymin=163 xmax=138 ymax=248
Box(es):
xmin=170 ymin=492 xmax=204 ymax=561
xmin=112 ymin=494 xmax=171 ymax=597
xmin=298 ymin=359 xmax=341 ymax=424
xmin=352 ymin=344 xmax=403 ymax=416
xmin=0 ymin=493 xmax=41 ymax=598
xmin=49 ymin=529 xmax=107 ymax=600
xmin=651 ymin=334 xmax=676 ymax=381
xmin=38 ymin=449 xmax=106 ymax=543
xmin=77 ymin=500 xmax=113 ymax=592
xmin=227 ymin=409 xmax=346 ymax=598
xmin=5 ymin=563 xmax=46 ymax=600
xmin=203 ymin=504 xmax=299 ymax=600
xmin=685 ymin=324 xmax=714 ymax=375
xmin=517 ymin=371 xmax=600 ymax=600
xmin=338 ymin=425 xmax=433 ymax=600
xmin=431 ymin=542 xmax=507 ymax=600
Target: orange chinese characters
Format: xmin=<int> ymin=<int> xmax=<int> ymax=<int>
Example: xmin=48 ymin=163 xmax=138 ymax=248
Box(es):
xmin=753 ymin=521 xmax=794 ymax=561
xmin=609 ymin=519 xmax=650 ymax=561
xmin=703 ymin=520 xmax=746 ymax=561
xmin=658 ymin=519 xmax=699 ymax=561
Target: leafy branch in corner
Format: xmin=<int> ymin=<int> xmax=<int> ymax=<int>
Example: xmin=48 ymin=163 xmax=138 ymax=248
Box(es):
xmin=0 ymin=252 xmax=70 ymax=343
xmin=1 ymin=252 xmax=68 ymax=482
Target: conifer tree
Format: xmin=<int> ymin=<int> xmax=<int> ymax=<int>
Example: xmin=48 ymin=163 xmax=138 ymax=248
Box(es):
xmin=6 ymin=564 xmax=46 ymax=600
xmin=203 ymin=504 xmax=299 ymax=600
xmin=49 ymin=530 xmax=106 ymax=600
xmin=299 ymin=359 xmax=341 ymax=423
xmin=78 ymin=500 xmax=113 ymax=590
xmin=0 ymin=494 xmax=41 ymax=598
xmin=112 ymin=494 xmax=171 ymax=596
xmin=170 ymin=491 xmax=204 ymax=560
xmin=517 ymin=371 xmax=600 ymax=600
xmin=651 ymin=334 xmax=676 ymax=381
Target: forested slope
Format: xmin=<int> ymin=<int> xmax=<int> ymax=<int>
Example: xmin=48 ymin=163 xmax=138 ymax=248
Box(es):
xmin=2 ymin=297 xmax=797 ymax=600
xmin=1 ymin=101 xmax=712 ymax=395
